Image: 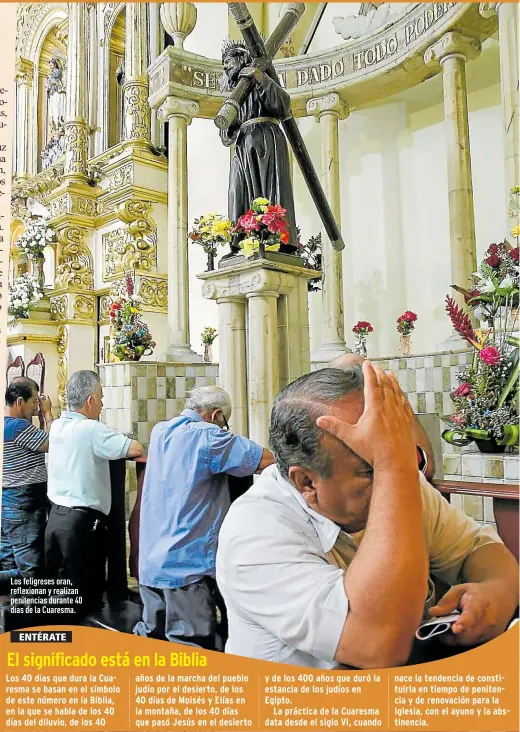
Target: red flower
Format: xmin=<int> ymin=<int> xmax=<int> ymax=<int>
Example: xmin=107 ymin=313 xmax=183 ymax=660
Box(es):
xmin=511 ymin=247 xmax=519 ymax=263
xmin=353 ymin=321 xmax=373 ymax=334
xmin=236 ymin=210 xmax=260 ymax=233
xmin=487 ymin=243 xmax=499 ymax=255
xmin=445 ymin=296 xmax=475 ymax=343
xmin=262 ymin=205 xmax=287 ymax=234
xmin=400 ymin=311 xmax=418 ymax=322
xmin=480 ymin=346 xmax=501 ymax=366
xmin=111 ymin=302 xmax=122 ymax=310
xmin=486 ymin=254 xmax=501 ymax=268
xmin=280 ymin=230 xmax=289 ymax=244
xmin=454 ymin=382 xmax=472 ymax=398
xmin=466 ymin=288 xmax=480 ymax=302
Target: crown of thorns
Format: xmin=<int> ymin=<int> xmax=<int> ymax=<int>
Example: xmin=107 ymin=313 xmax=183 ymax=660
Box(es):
xmin=221 ymin=38 xmax=251 ymax=62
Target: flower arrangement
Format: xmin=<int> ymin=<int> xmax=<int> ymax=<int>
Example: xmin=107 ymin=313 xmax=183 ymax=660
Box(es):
xmin=442 ymin=239 xmax=519 ymax=449
xmin=109 ymin=275 xmax=156 ymax=361
xmin=396 ymin=311 xmax=418 ymax=336
xmin=234 ymin=198 xmax=289 ymax=259
xmin=8 ymin=273 xmax=44 ymax=320
xmin=16 ymin=217 xmax=56 ymax=258
xmin=297 ymin=231 xmax=322 ymax=292
xmin=352 ymin=321 xmax=374 ymax=357
xmin=201 ymin=326 xmax=218 ymax=345
xmin=451 ymin=240 xmax=518 ymax=327
xmin=189 ymin=213 xmax=233 ymax=270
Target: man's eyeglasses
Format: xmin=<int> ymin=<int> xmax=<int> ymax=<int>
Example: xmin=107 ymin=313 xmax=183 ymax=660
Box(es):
xmin=222 ymin=414 xmax=230 ymax=432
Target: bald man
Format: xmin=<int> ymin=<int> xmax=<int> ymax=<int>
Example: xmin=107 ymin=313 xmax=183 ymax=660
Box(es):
xmin=329 ymin=353 xmax=435 ymax=480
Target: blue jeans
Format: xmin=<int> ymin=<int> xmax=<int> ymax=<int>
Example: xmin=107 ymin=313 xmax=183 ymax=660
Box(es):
xmin=0 ymin=483 xmax=47 ymax=592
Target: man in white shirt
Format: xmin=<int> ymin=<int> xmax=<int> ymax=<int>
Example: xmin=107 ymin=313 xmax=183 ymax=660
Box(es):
xmin=46 ymin=370 xmax=143 ymax=612
xmin=216 ymin=363 xmax=519 ymax=669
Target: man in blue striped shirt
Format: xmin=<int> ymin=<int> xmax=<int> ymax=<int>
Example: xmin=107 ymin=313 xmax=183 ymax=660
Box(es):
xmin=1 ymin=377 xmax=54 ymax=591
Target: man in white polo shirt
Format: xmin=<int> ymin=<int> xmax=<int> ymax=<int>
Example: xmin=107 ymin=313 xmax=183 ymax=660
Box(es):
xmin=46 ymin=370 xmax=143 ymax=612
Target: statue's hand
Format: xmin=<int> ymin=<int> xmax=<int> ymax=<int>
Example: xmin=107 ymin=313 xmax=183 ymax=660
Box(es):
xmin=239 ymin=67 xmax=264 ymax=84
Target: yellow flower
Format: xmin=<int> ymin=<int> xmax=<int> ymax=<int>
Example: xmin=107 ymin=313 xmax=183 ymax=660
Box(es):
xmin=211 ymin=219 xmax=232 ymax=241
xmin=266 ymin=243 xmax=280 ymax=252
xmin=240 ymin=237 xmax=259 ymax=258
xmin=253 ymin=197 xmax=269 ymax=212
xmin=511 ymin=225 xmax=520 ymax=238
xmin=130 ymin=307 xmax=139 ymax=314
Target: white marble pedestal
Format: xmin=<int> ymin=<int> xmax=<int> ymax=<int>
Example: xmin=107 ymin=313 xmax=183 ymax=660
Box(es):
xmin=198 ymin=256 xmax=319 ymax=446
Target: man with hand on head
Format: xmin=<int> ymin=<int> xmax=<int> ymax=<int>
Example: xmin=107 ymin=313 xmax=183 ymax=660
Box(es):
xmin=217 ymin=363 xmax=518 ymax=669
xmin=1 ymin=378 xmax=54 ymax=589
xmin=329 ymin=352 xmax=435 ymax=480
xmin=46 ymin=370 xmax=143 ymax=613
xmin=135 ymin=386 xmax=273 ymax=650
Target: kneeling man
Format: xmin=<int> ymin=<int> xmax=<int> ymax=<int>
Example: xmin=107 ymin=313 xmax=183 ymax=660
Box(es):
xmin=217 ymin=363 xmax=518 ymax=669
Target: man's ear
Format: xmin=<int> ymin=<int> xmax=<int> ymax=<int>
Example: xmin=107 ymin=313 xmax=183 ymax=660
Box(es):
xmin=288 ymin=467 xmax=318 ymax=507
xmin=210 ymin=409 xmax=220 ymax=423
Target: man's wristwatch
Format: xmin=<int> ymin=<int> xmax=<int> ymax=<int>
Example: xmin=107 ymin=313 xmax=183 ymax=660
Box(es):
xmin=416 ymin=446 xmax=428 ymax=475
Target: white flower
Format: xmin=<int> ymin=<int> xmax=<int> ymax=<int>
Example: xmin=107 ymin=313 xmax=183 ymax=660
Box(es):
xmin=498 ymin=276 xmax=513 ymax=289
xmin=479 ymin=279 xmax=496 ymax=293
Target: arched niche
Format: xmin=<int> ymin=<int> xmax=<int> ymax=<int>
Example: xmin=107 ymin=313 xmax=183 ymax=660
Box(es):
xmin=10 ymin=219 xmax=27 ymax=280
xmin=20 ymin=4 xmax=67 ymax=175
xmin=36 ymin=21 xmax=68 ymax=172
xmin=106 ymin=6 xmax=126 ymax=149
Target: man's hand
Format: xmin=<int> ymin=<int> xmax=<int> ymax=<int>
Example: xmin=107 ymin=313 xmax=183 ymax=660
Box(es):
xmin=317 ymin=361 xmax=417 ymax=472
xmin=239 ymin=66 xmax=264 ymax=84
xmin=39 ymin=395 xmax=52 ymax=415
xmin=429 ymin=582 xmax=511 ymax=646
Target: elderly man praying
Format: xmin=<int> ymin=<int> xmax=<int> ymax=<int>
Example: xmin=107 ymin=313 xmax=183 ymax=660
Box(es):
xmin=135 ymin=386 xmax=273 ymax=650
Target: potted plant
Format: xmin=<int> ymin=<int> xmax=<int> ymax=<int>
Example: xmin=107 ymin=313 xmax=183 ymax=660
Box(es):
xmin=297 ymin=231 xmax=322 ymax=292
xmin=233 ymin=198 xmax=290 ymax=259
xmin=189 ymin=213 xmax=233 ymax=271
xmin=352 ymin=321 xmax=374 ymax=357
xmin=442 ymin=241 xmax=519 ymax=453
xmin=396 ymin=311 xmax=418 ymax=355
xmin=109 ymin=275 xmax=156 ymax=361
xmin=16 ymin=217 xmax=56 ymax=289
xmin=201 ymin=326 xmax=218 ymax=363
xmin=8 ymin=273 xmax=44 ymax=321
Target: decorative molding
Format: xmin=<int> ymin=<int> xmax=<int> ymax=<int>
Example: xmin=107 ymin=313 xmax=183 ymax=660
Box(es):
xmin=138 ymin=275 xmax=168 ymax=312
xmin=73 ymin=294 xmax=96 ymax=321
xmin=424 ymin=31 xmax=481 ymax=66
xmin=56 ymin=325 xmax=68 ymax=412
xmin=123 ymin=81 xmax=151 ymax=142
xmin=49 ymin=294 xmax=68 ymax=321
xmin=200 ymin=262 xmax=320 ymax=300
xmin=15 ymin=57 xmax=34 ymax=86
xmin=115 ymin=200 xmax=158 ymax=272
xmin=107 ymin=162 xmax=133 ymax=190
xmin=99 ymin=295 xmax=112 ymax=322
xmin=12 ymin=164 xmax=65 ymax=203
xmin=55 ymin=226 xmax=94 ymax=290
xmin=7 ymin=334 xmax=59 ymax=346
xmin=102 ymin=227 xmax=128 ymax=280
xmin=48 ymin=191 xmax=96 ymax=219
xmin=157 ymin=96 xmax=199 ymax=124
xmin=64 ymin=121 xmax=90 ymax=179
xmin=306 ymin=93 xmax=349 ymax=120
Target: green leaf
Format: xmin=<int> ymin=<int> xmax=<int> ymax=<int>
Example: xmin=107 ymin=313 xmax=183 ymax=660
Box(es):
xmin=442 ymin=429 xmax=473 ymax=446
xmin=496 ymin=425 xmax=519 ymax=447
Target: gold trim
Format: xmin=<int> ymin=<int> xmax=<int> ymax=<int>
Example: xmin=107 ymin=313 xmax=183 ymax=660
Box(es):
xmin=7 ymin=334 xmax=59 ymax=345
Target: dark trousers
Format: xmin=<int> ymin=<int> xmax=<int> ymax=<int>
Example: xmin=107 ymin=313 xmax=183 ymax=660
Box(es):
xmin=44 ymin=503 xmax=107 ymax=614
xmin=134 ymin=577 xmax=224 ymax=650
xmin=0 ymin=505 xmax=47 ymax=592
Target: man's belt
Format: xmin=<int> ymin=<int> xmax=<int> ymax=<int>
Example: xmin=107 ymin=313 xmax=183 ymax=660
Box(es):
xmin=238 ymin=117 xmax=280 ymax=133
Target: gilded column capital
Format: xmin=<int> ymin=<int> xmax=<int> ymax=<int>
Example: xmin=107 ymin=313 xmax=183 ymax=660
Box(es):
xmin=478 ymin=2 xmax=500 ymax=18
xmin=424 ymin=32 xmax=481 ymax=66
xmin=306 ymin=93 xmax=349 ymax=121
xmin=158 ymin=96 xmax=199 ymax=124
xmin=15 ymin=58 xmax=34 ymax=86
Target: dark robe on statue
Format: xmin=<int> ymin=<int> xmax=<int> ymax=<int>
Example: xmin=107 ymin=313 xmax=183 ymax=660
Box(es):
xmin=220 ymin=74 xmax=297 ymax=249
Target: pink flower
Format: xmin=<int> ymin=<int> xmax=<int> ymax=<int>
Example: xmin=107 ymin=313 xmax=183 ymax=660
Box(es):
xmin=353 ymin=321 xmax=374 ymax=334
xmin=401 ymin=311 xmax=418 ymax=322
xmin=454 ymin=382 xmax=472 ymax=397
xmin=480 ymin=346 xmax=501 ymax=366
xmin=236 ymin=210 xmax=260 ymax=233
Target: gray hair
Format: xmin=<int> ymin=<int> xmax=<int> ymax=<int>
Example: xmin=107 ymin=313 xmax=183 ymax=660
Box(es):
xmin=186 ymin=386 xmax=232 ymax=418
xmin=66 ymin=370 xmax=100 ymax=411
xmin=269 ymin=366 xmax=364 ymax=479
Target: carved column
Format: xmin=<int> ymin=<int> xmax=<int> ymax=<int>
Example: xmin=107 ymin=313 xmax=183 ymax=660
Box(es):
xmin=64 ymin=2 xmax=90 ymax=182
xmin=307 ymin=93 xmax=349 ymax=361
xmin=158 ymin=96 xmax=200 ymax=362
xmin=247 ymin=291 xmax=280 ymax=446
xmin=480 ymin=3 xmax=519 ymax=211
xmin=123 ymin=3 xmax=151 ymax=148
xmin=14 ymin=58 xmax=33 ymax=179
xmin=425 ymin=33 xmax=481 ymax=301
xmin=217 ymin=297 xmax=247 ymax=435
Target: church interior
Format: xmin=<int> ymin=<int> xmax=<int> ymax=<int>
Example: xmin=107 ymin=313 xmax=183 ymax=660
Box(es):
xmin=7 ymin=1 xmax=519 ymax=591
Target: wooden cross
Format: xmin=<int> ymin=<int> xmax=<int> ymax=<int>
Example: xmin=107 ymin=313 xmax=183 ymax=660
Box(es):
xmin=215 ymin=3 xmax=345 ymax=252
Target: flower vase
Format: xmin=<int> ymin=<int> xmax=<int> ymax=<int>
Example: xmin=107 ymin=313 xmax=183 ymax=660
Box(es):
xmin=399 ymin=334 xmax=411 ymax=356
xmin=206 ymin=250 xmax=215 ymax=272
xmin=29 ymin=253 xmax=45 ymax=290
xmin=258 ymin=239 xmax=266 ymax=259
xmin=203 ymin=343 xmax=213 ymax=363
xmin=354 ymin=335 xmax=367 ymax=358
xmin=474 ymin=438 xmax=506 ymax=454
